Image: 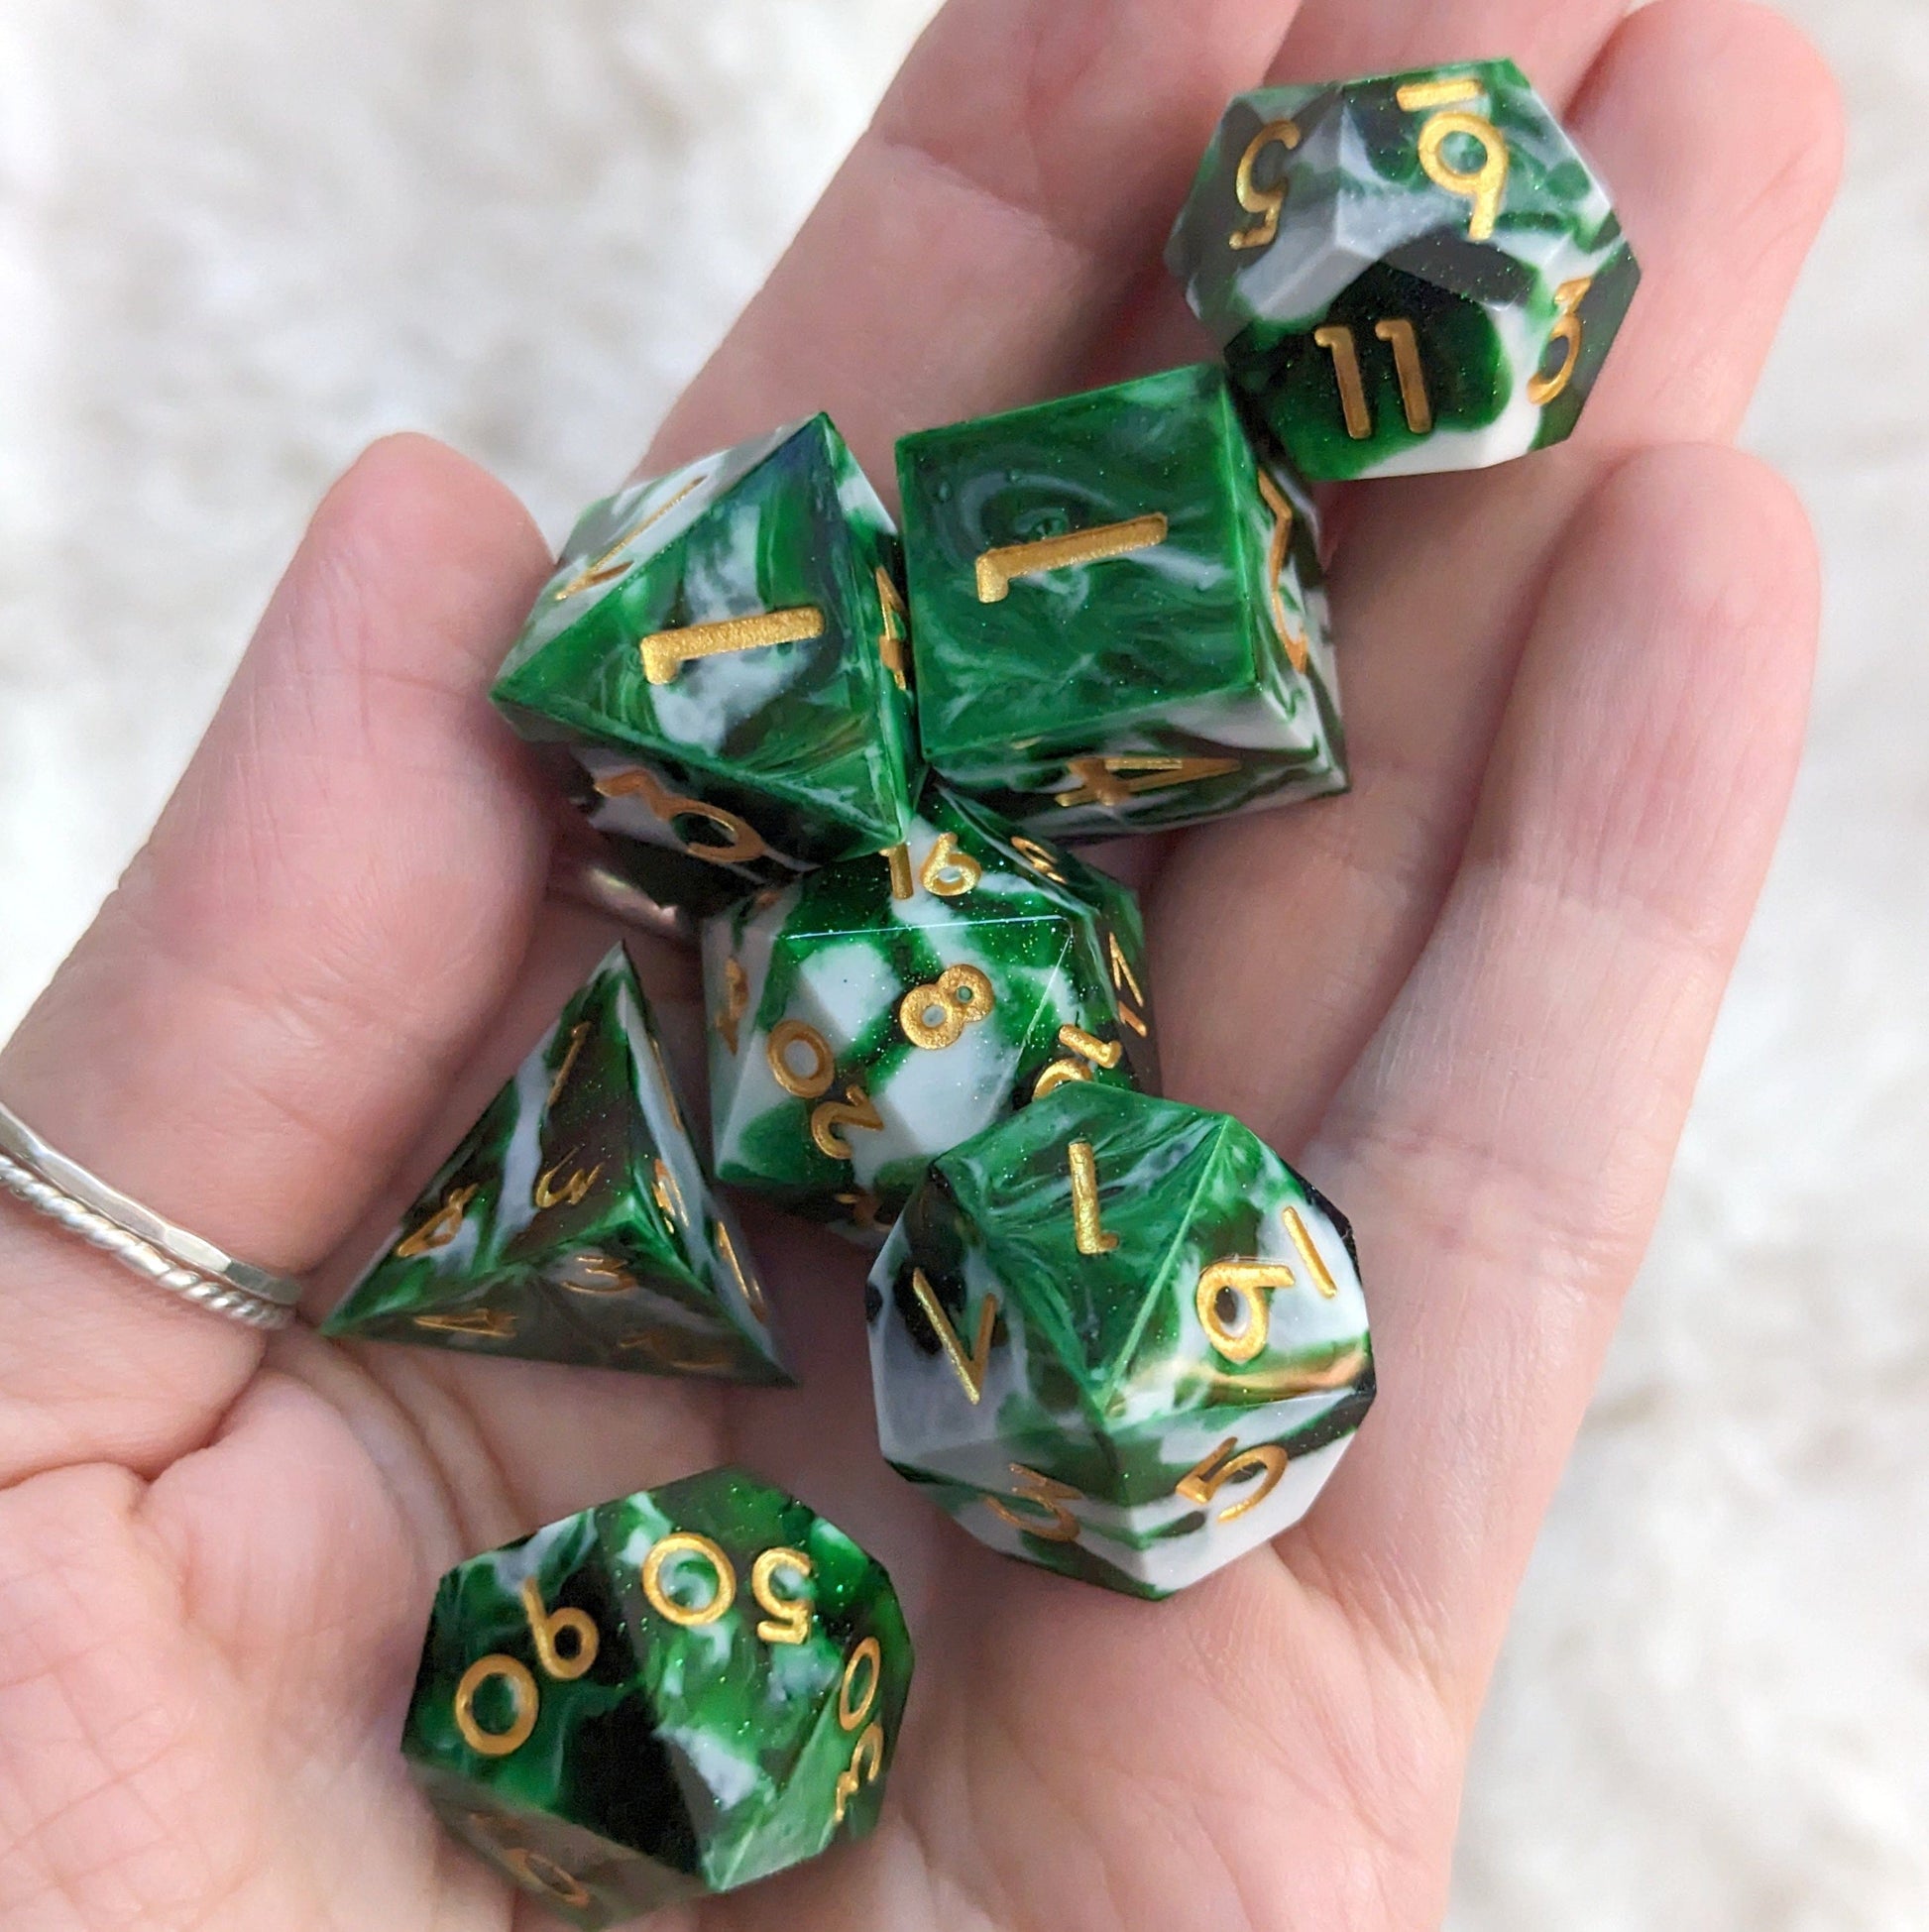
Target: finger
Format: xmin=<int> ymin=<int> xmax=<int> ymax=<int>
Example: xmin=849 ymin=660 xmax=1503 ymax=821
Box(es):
xmin=1277 ymin=0 xmax=1627 ymax=101
xmin=0 ymin=436 xmax=554 ymax=1485
xmin=1152 ymin=0 xmax=1842 ymax=1145
xmin=1562 ymin=0 xmax=1847 ymax=449
xmin=1300 ymin=442 xmax=1819 ymax=1704
xmin=643 ymin=0 xmax=1306 ymax=480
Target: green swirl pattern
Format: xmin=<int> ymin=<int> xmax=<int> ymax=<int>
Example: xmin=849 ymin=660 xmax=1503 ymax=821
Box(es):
xmin=896 ymin=363 xmax=1345 ymax=839
xmin=702 ymin=785 xmax=1159 ymax=1240
xmin=1167 ymin=60 xmax=1640 ymax=480
xmin=402 ymin=1468 xmax=913 ymax=1926
xmin=494 ymin=415 xmax=923 ymax=914
xmin=322 ymin=946 xmax=789 ymax=1384
xmin=867 ymin=1084 xmax=1374 ymax=1599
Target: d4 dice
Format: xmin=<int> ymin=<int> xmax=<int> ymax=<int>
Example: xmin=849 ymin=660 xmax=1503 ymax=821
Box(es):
xmin=703 ymin=785 xmax=1158 ymax=1241
xmin=494 ymin=415 xmax=922 ymax=914
xmin=897 ymin=363 xmax=1344 ymax=840
xmin=1167 ymin=61 xmax=1640 ymax=480
xmin=867 ymin=1083 xmax=1373 ymax=1599
xmin=323 ymin=946 xmax=787 ymax=1384
xmin=403 ymin=1467 xmax=913 ymax=1927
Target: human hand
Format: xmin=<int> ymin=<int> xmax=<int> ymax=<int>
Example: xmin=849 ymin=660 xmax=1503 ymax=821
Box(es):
xmin=0 ymin=0 xmax=1840 ymax=1925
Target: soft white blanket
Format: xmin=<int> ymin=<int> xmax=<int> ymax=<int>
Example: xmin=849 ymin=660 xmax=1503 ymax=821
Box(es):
xmin=1 ymin=3 xmax=1919 ymax=1925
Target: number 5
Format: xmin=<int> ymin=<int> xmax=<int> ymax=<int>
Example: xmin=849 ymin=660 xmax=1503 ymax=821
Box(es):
xmin=986 ymin=1464 xmax=1083 ymax=1543
xmin=1177 ymin=1438 xmax=1290 ymax=1524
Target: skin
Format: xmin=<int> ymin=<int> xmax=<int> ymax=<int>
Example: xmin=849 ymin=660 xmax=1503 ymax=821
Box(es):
xmin=0 ymin=0 xmax=1842 ymax=1926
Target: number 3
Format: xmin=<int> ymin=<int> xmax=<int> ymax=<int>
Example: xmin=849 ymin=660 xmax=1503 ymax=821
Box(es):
xmin=1528 ymin=276 xmax=1594 ymax=407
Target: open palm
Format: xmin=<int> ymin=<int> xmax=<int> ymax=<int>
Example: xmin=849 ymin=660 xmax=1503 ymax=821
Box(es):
xmin=0 ymin=1 xmax=1840 ymax=1926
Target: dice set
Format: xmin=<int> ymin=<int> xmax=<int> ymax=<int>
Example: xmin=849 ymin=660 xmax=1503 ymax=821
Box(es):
xmin=330 ymin=61 xmax=1632 ymax=1922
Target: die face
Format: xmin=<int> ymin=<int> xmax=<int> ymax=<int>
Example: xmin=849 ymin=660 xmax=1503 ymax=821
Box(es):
xmin=597 ymin=1470 xmax=914 ymax=1886
xmin=410 ymin=1766 xmax=691 ymax=1930
xmin=494 ymin=415 xmax=922 ymax=908
xmin=898 ymin=364 xmax=1345 ymax=838
xmin=401 ymin=1469 xmax=912 ymax=1923
xmin=411 ymin=1765 xmax=687 ymax=1930
xmin=402 ymin=1504 xmax=703 ymax=1925
xmin=867 ymin=1085 xmax=1373 ymax=1598
xmin=703 ymin=786 xmax=1159 ymax=1239
xmin=1168 ymin=62 xmax=1640 ymax=480
xmin=323 ymin=947 xmax=789 ymax=1385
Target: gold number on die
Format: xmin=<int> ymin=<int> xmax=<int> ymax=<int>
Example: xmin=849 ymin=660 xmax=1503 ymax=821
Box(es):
xmin=986 ymin=1464 xmax=1085 ymax=1543
xmin=1033 ymin=1024 xmax=1125 ymax=1100
xmin=1195 ymin=1260 xmax=1298 ymax=1364
xmin=812 ymin=1084 xmax=884 ymax=1161
xmin=833 ymin=1638 xmax=887 ymax=1826
xmin=1528 ymin=275 xmax=1594 ymax=407
xmin=1107 ymin=930 xmax=1149 ymax=1039
xmin=550 ymin=470 xmax=708 ymax=602
xmin=396 ymin=1184 xmax=479 ymax=1260
xmin=767 ymin=1019 xmax=838 ymax=1098
xmin=875 ymin=566 xmax=910 ymax=691
xmin=595 ymin=765 xmax=771 ymax=867
xmin=975 ymin=514 xmax=1170 ymax=603
xmin=750 ymin=1547 xmax=816 ymax=1646
xmin=639 ymin=606 xmax=827 ymax=686
xmin=1177 ymin=1438 xmax=1291 ymax=1524
xmin=899 ymin=965 xmax=996 ymax=1052
xmin=1257 ymin=469 xmax=1311 ymax=675
xmin=640 ymin=1533 xmax=738 ymax=1628
xmin=1397 ymin=75 xmax=1511 ymax=240
xmin=1058 ymin=754 xmax=1240 ymax=811
xmin=1011 ymin=835 xmax=1068 ymax=884
xmin=1068 ymin=1140 xmax=1120 ymax=1256
xmin=910 ymin=1268 xmax=999 ymax=1406
xmin=1315 ymin=322 xmax=1433 ymax=441
xmin=533 ymin=1154 xmax=603 ymax=1213
xmin=1230 ymin=118 xmax=1302 ymax=252
xmin=465 ymin=1814 xmax=596 ymax=1910
xmin=453 ymin=1578 xmax=603 ymax=1759
xmin=715 ymin=959 xmax=750 ymax=1055
xmin=547 ymin=1022 xmax=592 ymax=1107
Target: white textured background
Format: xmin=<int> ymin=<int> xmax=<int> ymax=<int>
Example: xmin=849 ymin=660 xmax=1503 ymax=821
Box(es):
xmin=1 ymin=3 xmax=1922 ymax=1926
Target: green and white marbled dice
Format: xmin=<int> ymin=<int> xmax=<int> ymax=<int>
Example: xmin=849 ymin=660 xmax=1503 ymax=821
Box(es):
xmin=867 ymin=1083 xmax=1373 ymax=1599
xmin=323 ymin=946 xmax=787 ymax=1384
xmin=703 ymin=785 xmax=1158 ymax=1242
xmin=403 ymin=1467 xmax=913 ymax=1928
xmin=897 ymin=362 xmax=1344 ymax=840
xmin=1167 ymin=60 xmax=1640 ymax=480
xmin=494 ymin=415 xmax=922 ymax=915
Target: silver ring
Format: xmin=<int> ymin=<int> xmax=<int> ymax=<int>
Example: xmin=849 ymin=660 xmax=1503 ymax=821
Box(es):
xmin=0 ymin=1101 xmax=301 ymax=1330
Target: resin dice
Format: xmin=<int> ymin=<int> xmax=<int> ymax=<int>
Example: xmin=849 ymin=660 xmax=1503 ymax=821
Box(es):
xmin=494 ymin=415 xmax=922 ymax=915
xmin=1167 ymin=60 xmax=1640 ymax=480
xmin=703 ymin=785 xmax=1158 ymax=1240
xmin=897 ymin=363 xmax=1343 ymax=839
xmin=324 ymin=947 xmax=787 ymax=1384
xmin=403 ymin=1467 xmax=913 ymax=1927
xmin=867 ymin=1083 xmax=1373 ymax=1598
